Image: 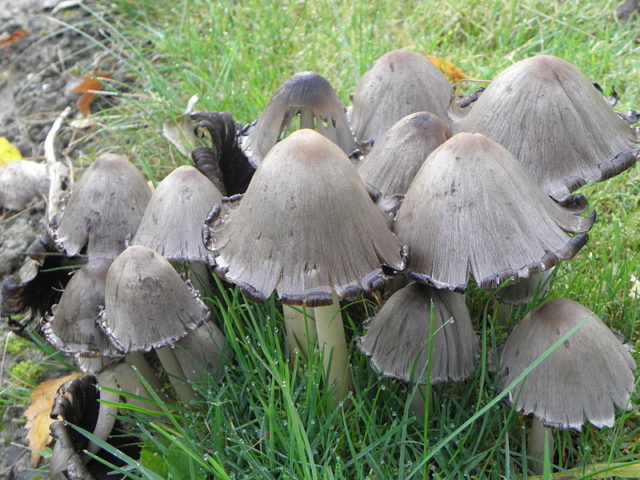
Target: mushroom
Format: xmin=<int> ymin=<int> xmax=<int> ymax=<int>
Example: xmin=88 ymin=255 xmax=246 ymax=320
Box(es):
xmin=0 ymin=159 xmax=49 ymax=211
xmin=49 ymin=153 xmax=152 ymax=260
xmin=132 ymin=165 xmax=224 ymax=293
xmin=394 ymin=132 xmax=595 ymax=292
xmin=358 ymin=282 xmax=478 ymax=417
xmin=454 ymin=55 xmax=639 ymax=201
xmin=500 ymin=298 xmax=636 ymax=474
xmin=238 ymin=71 xmax=355 ymax=168
xmin=41 ymin=258 xmax=164 ymax=393
xmin=350 ymin=50 xmax=451 ymax=146
xmin=98 ymin=245 xmax=211 ymax=401
xmin=357 ymin=111 xmax=450 ymax=197
xmin=204 ymin=129 xmax=406 ymax=401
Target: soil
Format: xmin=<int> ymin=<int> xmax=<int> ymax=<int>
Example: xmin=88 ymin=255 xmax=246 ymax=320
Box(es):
xmin=0 ymin=1 xmax=117 ymax=478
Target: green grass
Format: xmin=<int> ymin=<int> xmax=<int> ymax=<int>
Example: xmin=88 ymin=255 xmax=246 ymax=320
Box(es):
xmin=20 ymin=0 xmax=640 ymax=478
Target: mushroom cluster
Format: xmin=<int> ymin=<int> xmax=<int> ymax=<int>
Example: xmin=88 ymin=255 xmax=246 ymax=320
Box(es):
xmin=1 ymin=50 xmax=637 ymax=477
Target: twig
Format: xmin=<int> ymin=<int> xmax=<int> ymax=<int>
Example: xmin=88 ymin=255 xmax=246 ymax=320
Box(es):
xmin=0 ymin=200 xmax=46 ymax=225
xmin=44 ymin=106 xmax=71 ymax=222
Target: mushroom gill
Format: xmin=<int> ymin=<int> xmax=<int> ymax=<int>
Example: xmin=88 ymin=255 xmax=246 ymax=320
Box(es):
xmin=454 ymin=55 xmax=639 ymax=201
xmin=394 ymin=132 xmax=595 ymax=291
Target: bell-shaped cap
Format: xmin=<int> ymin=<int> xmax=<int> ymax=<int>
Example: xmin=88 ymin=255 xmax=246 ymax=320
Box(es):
xmin=132 ymin=165 xmax=223 ymax=262
xmin=395 ymin=132 xmax=595 ymax=291
xmin=454 ymin=55 xmax=639 ymax=201
xmin=358 ymin=282 xmax=478 ymax=384
xmin=500 ymin=298 xmax=636 ymax=430
xmin=43 ymin=259 xmax=120 ymax=357
xmin=350 ymin=50 xmax=451 ymax=144
xmin=357 ymin=111 xmax=450 ymax=196
xmin=50 ymin=154 xmax=152 ymax=260
xmin=98 ymin=245 xmax=210 ymax=353
xmin=238 ymin=72 xmax=356 ymax=167
xmin=0 ymin=160 xmax=49 ymax=211
xmin=205 ymin=129 xmax=406 ymax=306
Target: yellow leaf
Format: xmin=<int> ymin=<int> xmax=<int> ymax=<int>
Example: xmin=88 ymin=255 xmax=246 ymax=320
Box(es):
xmin=0 ymin=137 xmax=22 ymax=166
xmin=426 ymin=56 xmax=469 ymax=82
xmin=24 ymin=372 xmax=81 ymax=467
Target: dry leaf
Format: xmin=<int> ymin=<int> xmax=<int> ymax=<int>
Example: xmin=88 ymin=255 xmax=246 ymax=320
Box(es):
xmin=0 ymin=137 xmax=22 ymax=165
xmin=72 ymin=73 xmax=111 ymax=117
xmin=24 ymin=372 xmax=81 ymax=466
xmin=0 ymin=29 xmax=26 ymax=47
xmin=426 ymin=56 xmax=469 ymax=82
xmin=162 ymin=94 xmax=200 ymax=156
xmin=529 ymin=461 xmax=640 ymax=479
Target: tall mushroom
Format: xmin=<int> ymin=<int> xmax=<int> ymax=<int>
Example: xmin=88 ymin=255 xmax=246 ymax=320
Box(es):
xmin=500 ymin=298 xmax=636 ymax=474
xmin=454 ymin=55 xmax=639 ymax=201
xmin=204 ymin=129 xmax=406 ymax=402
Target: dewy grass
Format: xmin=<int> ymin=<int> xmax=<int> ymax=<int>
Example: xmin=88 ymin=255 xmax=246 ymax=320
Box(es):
xmin=34 ymin=0 xmax=640 ymax=478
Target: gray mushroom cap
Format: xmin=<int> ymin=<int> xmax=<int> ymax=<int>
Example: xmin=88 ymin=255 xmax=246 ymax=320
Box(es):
xmin=205 ymin=128 xmax=407 ymax=306
xmin=350 ymin=50 xmax=451 ymax=145
xmin=43 ymin=258 xmax=120 ymax=358
xmin=395 ymin=132 xmax=595 ymax=291
xmin=238 ymin=71 xmax=356 ymax=167
xmin=357 ymin=111 xmax=450 ymax=196
xmin=98 ymin=245 xmax=210 ymax=353
xmin=132 ymin=165 xmax=223 ymax=262
xmin=454 ymin=55 xmax=639 ymax=201
xmin=50 ymin=153 xmax=152 ymax=260
xmin=358 ymin=282 xmax=478 ymax=384
xmin=500 ymin=298 xmax=636 ymax=430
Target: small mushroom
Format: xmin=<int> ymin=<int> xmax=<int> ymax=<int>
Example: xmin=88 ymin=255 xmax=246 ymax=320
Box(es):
xmin=238 ymin=71 xmax=356 ymax=167
xmin=49 ymin=153 xmax=152 ymax=260
xmin=350 ymin=50 xmax=451 ymax=145
xmin=0 ymin=160 xmax=49 ymax=211
xmin=357 ymin=111 xmax=450 ymax=197
xmin=98 ymin=245 xmax=211 ymax=401
xmin=395 ymin=132 xmax=595 ymax=291
xmin=205 ymin=129 xmax=406 ymax=401
xmin=454 ymin=55 xmax=639 ymax=201
xmin=358 ymin=282 xmax=478 ymax=416
xmin=500 ymin=298 xmax=636 ymax=473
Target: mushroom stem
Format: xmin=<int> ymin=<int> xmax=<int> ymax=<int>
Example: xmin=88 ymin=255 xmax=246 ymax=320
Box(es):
xmin=189 ymin=262 xmax=212 ymax=298
xmin=314 ymin=292 xmax=352 ymax=404
xmin=155 ymin=345 xmax=196 ymax=402
xmin=87 ymin=374 xmax=119 ymax=455
xmin=528 ymin=417 xmax=554 ymax=475
xmin=283 ymin=304 xmax=317 ymax=360
xmin=410 ymin=384 xmax=433 ymax=421
xmin=124 ymin=352 xmax=165 ymax=396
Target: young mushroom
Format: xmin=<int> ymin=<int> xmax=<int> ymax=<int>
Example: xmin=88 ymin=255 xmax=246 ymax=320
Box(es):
xmin=358 ymin=282 xmax=478 ymax=417
xmin=49 ymin=153 xmax=152 ymax=260
xmin=98 ymin=245 xmax=211 ymax=401
xmin=357 ymin=111 xmax=450 ymax=197
xmin=350 ymin=50 xmax=451 ymax=146
xmin=394 ymin=132 xmax=595 ymax=292
xmin=204 ymin=129 xmax=406 ymax=402
xmin=500 ymin=298 xmax=636 ymax=474
xmin=454 ymin=55 xmax=639 ymax=201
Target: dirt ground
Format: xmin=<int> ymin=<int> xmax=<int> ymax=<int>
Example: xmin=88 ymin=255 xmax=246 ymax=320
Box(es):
xmin=0 ymin=1 xmax=115 ymax=478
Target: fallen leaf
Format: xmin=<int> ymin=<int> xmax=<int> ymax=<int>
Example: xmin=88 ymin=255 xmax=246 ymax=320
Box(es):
xmin=528 ymin=461 xmax=640 ymax=479
xmin=162 ymin=94 xmax=200 ymax=156
xmin=0 ymin=29 xmax=27 ymax=47
xmin=24 ymin=372 xmax=81 ymax=466
xmin=72 ymin=73 xmax=111 ymax=117
xmin=630 ymin=275 xmax=640 ymax=299
xmin=0 ymin=137 xmax=22 ymax=165
xmin=426 ymin=56 xmax=469 ymax=82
